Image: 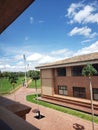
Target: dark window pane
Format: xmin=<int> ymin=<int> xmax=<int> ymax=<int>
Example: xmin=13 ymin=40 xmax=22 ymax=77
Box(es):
xmin=71 ymin=66 xmax=83 ymax=76
xmin=93 ymin=64 xmax=98 ymax=76
xmin=57 ymin=68 xmax=66 ymax=76
xmin=73 ymin=87 xmax=86 ymax=98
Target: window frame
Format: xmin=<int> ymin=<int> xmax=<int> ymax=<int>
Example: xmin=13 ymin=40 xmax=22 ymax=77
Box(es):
xmin=58 ymin=85 xmax=68 ymax=96
xmin=73 ymin=87 xmax=86 ymax=98
xmin=93 ymin=88 xmax=98 ymax=100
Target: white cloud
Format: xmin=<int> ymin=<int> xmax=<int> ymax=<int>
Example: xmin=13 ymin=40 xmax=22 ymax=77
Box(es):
xmin=67 ymin=1 xmax=98 ymax=24
xmin=51 ymin=48 xmax=73 ymax=58
xmin=52 ymin=48 xmax=68 ymax=55
xmin=74 ymin=41 xmax=98 ymax=56
xmin=1 ymin=41 xmax=98 ymax=72
xmin=81 ymin=39 xmax=92 ymax=43
xmin=16 ymin=61 xmax=24 ymax=66
xmin=69 ymin=26 xmax=97 ymax=38
xmin=0 ymin=65 xmax=5 ymax=69
xmin=26 ymin=53 xmax=42 ymax=61
xmin=30 ymin=17 xmax=34 ymax=24
xmin=38 ymin=55 xmax=56 ymax=64
xmin=13 ymin=54 xmax=23 ymax=61
xmin=38 ymin=20 xmax=45 ymax=23
xmin=74 ymin=5 xmax=94 ymax=24
xmin=67 ymin=2 xmax=83 ymax=18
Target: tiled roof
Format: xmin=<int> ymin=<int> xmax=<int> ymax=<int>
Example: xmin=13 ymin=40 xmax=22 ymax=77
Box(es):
xmin=36 ymin=52 xmax=98 ymax=69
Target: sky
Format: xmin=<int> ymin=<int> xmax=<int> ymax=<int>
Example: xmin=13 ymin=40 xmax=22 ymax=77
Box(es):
xmin=0 ymin=0 xmax=98 ymax=72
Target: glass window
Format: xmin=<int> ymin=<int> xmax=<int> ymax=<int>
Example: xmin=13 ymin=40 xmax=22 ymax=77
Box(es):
xmin=73 ymin=87 xmax=86 ymax=98
xmin=57 ymin=68 xmax=66 ymax=76
xmin=93 ymin=64 xmax=98 ymax=76
xmin=58 ymin=86 xmax=68 ymax=96
xmin=93 ymin=88 xmax=98 ymax=100
xmin=71 ymin=66 xmax=83 ymax=76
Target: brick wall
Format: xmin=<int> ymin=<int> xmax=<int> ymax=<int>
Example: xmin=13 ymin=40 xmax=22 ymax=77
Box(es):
xmin=41 ymin=67 xmax=98 ymax=100
xmin=55 ymin=76 xmax=98 ymax=99
xmin=41 ymin=69 xmax=54 ymax=96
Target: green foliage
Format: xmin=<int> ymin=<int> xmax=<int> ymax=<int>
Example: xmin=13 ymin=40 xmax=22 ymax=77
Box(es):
xmin=82 ymin=64 xmax=98 ymax=77
xmin=9 ymin=72 xmax=18 ymax=84
xmin=28 ymin=70 xmax=40 ymax=80
xmin=26 ymin=94 xmax=98 ymax=124
xmin=2 ymin=71 xmax=10 ymax=78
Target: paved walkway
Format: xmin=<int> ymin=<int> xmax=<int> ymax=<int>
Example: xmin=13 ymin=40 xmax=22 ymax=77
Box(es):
xmin=5 ymin=87 xmax=98 ymax=130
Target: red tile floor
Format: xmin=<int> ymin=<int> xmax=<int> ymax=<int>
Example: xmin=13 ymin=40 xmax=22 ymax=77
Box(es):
xmin=4 ymin=87 xmax=98 ymax=130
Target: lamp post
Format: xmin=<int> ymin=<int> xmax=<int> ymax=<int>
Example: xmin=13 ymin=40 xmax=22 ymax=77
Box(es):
xmin=23 ymin=54 xmax=27 ymax=87
xmin=33 ymin=76 xmax=41 ymax=118
xmin=32 ymin=71 xmax=45 ymax=119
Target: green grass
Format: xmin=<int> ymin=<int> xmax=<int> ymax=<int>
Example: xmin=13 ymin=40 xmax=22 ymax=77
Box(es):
xmin=28 ymin=79 xmax=41 ymax=88
xmin=26 ymin=94 xmax=98 ymax=124
xmin=0 ymin=77 xmax=24 ymax=94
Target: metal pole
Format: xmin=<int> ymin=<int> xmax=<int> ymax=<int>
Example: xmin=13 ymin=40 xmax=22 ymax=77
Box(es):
xmin=35 ymin=79 xmax=40 ymax=114
xmin=89 ymin=78 xmax=94 ymax=130
xmin=35 ymin=80 xmax=38 ymax=106
xmin=23 ymin=54 xmax=27 ymax=87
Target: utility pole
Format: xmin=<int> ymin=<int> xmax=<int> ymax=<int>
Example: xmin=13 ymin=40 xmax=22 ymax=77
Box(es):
xmin=23 ymin=54 xmax=27 ymax=87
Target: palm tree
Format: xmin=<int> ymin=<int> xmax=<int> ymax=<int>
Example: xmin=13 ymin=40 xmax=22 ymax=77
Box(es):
xmin=82 ymin=64 xmax=97 ymax=130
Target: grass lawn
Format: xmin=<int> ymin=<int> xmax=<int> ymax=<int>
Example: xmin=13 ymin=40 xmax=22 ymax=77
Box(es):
xmin=28 ymin=79 xmax=41 ymax=88
xmin=0 ymin=77 xmax=24 ymax=94
xmin=26 ymin=94 xmax=98 ymax=124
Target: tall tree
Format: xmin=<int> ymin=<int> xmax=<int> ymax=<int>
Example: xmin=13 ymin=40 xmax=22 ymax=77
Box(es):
xmin=82 ymin=64 xmax=97 ymax=130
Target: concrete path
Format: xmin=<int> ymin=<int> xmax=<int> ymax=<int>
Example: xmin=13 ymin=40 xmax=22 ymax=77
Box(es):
xmin=5 ymin=87 xmax=98 ymax=130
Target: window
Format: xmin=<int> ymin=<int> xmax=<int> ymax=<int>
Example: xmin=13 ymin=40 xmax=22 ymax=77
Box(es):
xmin=71 ymin=66 xmax=83 ymax=76
xmin=93 ymin=64 xmax=98 ymax=76
xmin=73 ymin=87 xmax=86 ymax=98
xmin=93 ymin=88 xmax=98 ymax=100
xmin=57 ymin=68 xmax=66 ymax=76
xmin=58 ymin=86 xmax=68 ymax=96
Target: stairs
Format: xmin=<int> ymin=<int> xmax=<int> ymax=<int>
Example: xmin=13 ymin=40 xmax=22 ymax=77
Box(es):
xmin=39 ymin=94 xmax=98 ymax=115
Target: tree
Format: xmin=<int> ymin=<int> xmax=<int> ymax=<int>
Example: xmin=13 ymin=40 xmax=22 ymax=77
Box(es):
xmin=9 ymin=72 xmax=18 ymax=83
xmin=3 ymin=71 xmax=10 ymax=79
xmin=9 ymin=73 xmax=18 ymax=91
xmin=9 ymin=72 xmax=18 ymax=100
xmin=82 ymin=64 xmax=97 ymax=77
xmin=82 ymin=64 xmax=97 ymax=130
xmin=0 ymin=70 xmax=3 ymax=78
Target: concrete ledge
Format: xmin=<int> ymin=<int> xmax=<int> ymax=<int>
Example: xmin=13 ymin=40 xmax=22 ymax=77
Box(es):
xmin=40 ymin=94 xmax=98 ymax=115
xmin=0 ymin=106 xmax=39 ymax=130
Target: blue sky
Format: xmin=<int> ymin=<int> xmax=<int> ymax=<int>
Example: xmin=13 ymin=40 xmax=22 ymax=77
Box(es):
xmin=0 ymin=0 xmax=98 ymax=72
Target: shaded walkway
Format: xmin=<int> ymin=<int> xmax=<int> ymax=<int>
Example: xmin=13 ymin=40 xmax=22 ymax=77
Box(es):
xmin=5 ymin=87 xmax=98 ymax=130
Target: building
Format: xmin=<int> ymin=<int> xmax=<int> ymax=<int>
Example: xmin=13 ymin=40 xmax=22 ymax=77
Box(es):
xmin=36 ymin=52 xmax=98 ymax=115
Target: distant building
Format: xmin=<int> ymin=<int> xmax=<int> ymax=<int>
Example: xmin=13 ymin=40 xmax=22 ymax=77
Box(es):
xmin=36 ymin=52 xmax=98 ymax=114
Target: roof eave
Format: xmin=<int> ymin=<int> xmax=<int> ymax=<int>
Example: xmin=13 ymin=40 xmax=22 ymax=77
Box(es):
xmin=36 ymin=59 xmax=98 ymax=70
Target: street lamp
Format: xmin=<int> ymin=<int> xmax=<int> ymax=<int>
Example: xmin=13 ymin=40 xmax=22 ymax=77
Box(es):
xmin=23 ymin=54 xmax=27 ymax=87
xmin=33 ymin=76 xmax=45 ymax=119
